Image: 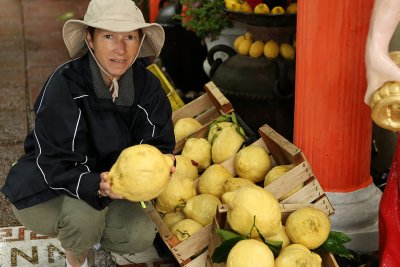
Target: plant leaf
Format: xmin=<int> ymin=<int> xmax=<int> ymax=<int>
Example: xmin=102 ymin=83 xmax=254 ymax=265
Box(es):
xmin=252 ymin=218 xmax=282 ymax=257
xmin=211 ymin=236 xmax=245 ymax=263
xmin=231 ymin=112 xmax=238 ymax=125
xmin=216 ymin=229 xmax=243 ymax=242
xmin=318 ymin=231 xmax=354 ymax=260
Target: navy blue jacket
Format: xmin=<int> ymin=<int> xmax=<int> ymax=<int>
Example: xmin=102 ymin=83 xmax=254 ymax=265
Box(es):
xmin=1 ymin=54 xmax=175 ymax=210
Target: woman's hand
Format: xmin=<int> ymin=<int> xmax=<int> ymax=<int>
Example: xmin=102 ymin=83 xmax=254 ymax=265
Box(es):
xmin=98 ymin=172 xmax=123 ymax=199
xmin=166 ymin=154 xmax=176 ymax=175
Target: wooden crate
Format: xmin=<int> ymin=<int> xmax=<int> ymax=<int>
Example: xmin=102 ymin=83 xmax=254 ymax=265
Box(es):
xmin=207 ymin=205 xmax=339 ymax=267
xmin=220 ymin=124 xmax=335 ymax=216
xmin=172 ymin=81 xmax=234 ymax=154
xmin=146 ymin=82 xmax=254 ymax=267
xmin=146 ymin=202 xmax=211 ymax=267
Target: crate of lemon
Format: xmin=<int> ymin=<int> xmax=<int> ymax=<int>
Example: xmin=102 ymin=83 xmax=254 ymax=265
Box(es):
xmin=208 ymin=204 xmax=340 ymax=267
xmin=203 ymin=125 xmax=347 ymax=267
xmin=172 ymin=81 xmax=235 ymax=154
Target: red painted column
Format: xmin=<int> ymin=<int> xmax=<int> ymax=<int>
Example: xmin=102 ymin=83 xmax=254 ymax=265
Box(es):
xmin=294 ymin=0 xmax=374 ymax=192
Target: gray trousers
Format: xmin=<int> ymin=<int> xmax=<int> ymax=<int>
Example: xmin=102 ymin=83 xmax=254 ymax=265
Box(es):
xmin=12 ymin=196 xmax=157 ymax=256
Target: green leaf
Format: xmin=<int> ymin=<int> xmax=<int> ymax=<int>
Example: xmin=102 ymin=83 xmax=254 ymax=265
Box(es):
xmin=216 ymin=229 xmax=243 ymax=242
xmin=231 ymin=112 xmax=238 ymax=125
xmin=263 ymin=239 xmax=283 ymax=258
xmin=318 ymin=231 xmax=354 ymax=260
xmin=211 ymin=236 xmax=245 ymax=263
xmin=252 ymin=218 xmax=282 ymax=257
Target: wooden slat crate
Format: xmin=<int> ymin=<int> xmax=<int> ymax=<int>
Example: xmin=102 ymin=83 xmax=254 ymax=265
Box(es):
xmin=220 ymin=124 xmax=335 ymax=216
xmin=146 ymin=202 xmax=211 ymax=267
xmin=172 ymin=81 xmax=234 ymax=154
xmin=207 ymin=205 xmax=339 ymax=267
xmin=146 ymin=82 xmax=254 ymax=267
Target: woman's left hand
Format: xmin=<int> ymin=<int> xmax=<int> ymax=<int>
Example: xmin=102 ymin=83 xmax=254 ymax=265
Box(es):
xmin=99 ymin=172 xmax=123 ymax=199
xmin=166 ymin=154 xmax=176 ymax=175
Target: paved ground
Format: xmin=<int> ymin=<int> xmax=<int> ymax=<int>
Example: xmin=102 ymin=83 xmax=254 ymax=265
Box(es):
xmin=0 ymin=0 xmax=90 ymax=228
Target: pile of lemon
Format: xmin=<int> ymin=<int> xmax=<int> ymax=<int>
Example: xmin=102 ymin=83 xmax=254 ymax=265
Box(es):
xmin=225 ymin=1 xmax=297 ymax=15
xmin=234 ymin=32 xmax=295 ymax=60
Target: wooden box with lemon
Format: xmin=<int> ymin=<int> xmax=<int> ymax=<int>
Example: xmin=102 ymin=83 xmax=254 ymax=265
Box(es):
xmin=204 ymin=125 xmax=354 ymax=267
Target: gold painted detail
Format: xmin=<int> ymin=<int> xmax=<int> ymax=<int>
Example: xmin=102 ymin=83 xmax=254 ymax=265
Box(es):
xmin=370 ymin=81 xmax=400 ymax=131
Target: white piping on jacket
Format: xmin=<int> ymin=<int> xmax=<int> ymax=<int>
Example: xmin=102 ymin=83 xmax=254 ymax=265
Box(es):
xmin=74 ymin=95 xmax=89 ymax=100
xmin=72 ymin=108 xmax=81 ymax=152
xmin=137 ymin=104 xmax=155 ymax=144
xmin=76 ymin=165 xmax=91 ymax=199
xmin=34 ymin=59 xmax=91 ymax=198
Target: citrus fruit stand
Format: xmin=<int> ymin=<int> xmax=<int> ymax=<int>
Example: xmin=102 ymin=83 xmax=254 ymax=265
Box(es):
xmin=143 ymin=81 xmax=341 ymax=267
xmin=206 ymin=0 xmax=297 ymax=141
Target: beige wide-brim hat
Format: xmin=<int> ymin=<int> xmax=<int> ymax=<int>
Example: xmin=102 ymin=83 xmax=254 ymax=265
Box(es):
xmin=63 ymin=0 xmax=165 ymax=59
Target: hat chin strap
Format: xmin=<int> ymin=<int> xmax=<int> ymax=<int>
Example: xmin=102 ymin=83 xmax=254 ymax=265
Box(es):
xmin=85 ymin=34 xmax=146 ymax=102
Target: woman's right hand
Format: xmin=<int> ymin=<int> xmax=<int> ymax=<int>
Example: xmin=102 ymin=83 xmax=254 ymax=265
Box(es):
xmin=99 ymin=172 xmax=123 ymax=199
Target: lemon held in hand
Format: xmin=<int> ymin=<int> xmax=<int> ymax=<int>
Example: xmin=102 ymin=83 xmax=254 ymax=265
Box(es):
xmin=108 ymin=144 xmax=173 ymax=202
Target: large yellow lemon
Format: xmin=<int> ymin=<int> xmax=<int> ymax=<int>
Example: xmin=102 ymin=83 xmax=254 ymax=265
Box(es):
xmin=183 ymin=194 xmax=221 ymax=226
xmin=163 ymin=211 xmax=186 ymax=231
xmin=235 ymin=146 xmax=272 ymax=183
xmin=171 ymin=219 xmax=203 ymax=241
xmin=208 ymin=121 xmax=234 ymax=143
xmin=198 ymin=164 xmax=233 ymax=198
xmin=285 ymin=207 xmax=331 ymax=249
xmin=181 ymin=138 xmax=212 ymax=171
xmin=226 ymin=239 xmax=275 ymax=267
xmin=222 ymin=186 xmax=281 ymax=238
xmin=265 ymin=225 xmax=291 ymax=248
xmin=173 ymin=155 xmax=198 ymax=181
xmin=174 ymin=117 xmax=202 ymax=141
xmin=212 ymin=126 xmax=245 ymax=164
xmin=155 ymin=175 xmax=196 ymax=213
xmin=223 ymin=177 xmax=255 ymax=193
xmin=275 ymin=244 xmax=322 ymax=267
xmin=109 ymin=144 xmax=173 ymax=202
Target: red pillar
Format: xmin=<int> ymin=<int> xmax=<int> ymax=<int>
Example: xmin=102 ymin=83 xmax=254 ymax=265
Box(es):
xmin=149 ymin=0 xmax=160 ymax=23
xmin=294 ymin=0 xmax=375 ymax=192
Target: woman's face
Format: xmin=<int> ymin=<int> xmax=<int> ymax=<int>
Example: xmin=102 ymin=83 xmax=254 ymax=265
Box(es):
xmin=86 ymin=29 xmax=140 ymax=78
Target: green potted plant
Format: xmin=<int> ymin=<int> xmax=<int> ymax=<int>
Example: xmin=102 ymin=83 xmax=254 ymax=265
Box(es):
xmin=177 ymin=0 xmax=233 ymax=40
